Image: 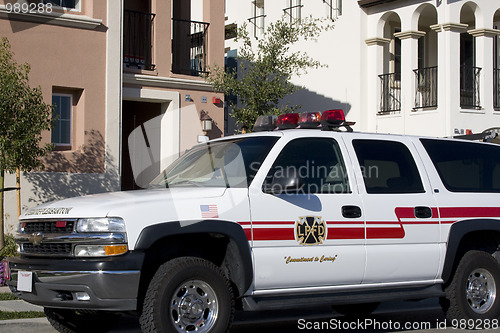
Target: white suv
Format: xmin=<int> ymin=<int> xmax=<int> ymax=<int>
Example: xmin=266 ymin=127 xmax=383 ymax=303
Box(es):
xmin=6 ymin=110 xmax=500 ymax=333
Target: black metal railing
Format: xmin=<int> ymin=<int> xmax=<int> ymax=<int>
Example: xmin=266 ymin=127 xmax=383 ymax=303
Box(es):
xmin=378 ymin=73 xmax=401 ymax=114
xmin=494 ymin=68 xmax=500 ymax=110
xmin=124 ymin=10 xmax=155 ymax=70
xmin=413 ymin=66 xmax=438 ymax=109
xmin=460 ymin=65 xmax=481 ymax=109
xmin=172 ymin=19 xmax=209 ymax=76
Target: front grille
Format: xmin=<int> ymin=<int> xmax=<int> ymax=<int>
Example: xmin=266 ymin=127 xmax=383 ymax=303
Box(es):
xmin=23 ymin=220 xmax=75 ymax=234
xmin=22 ymin=243 xmax=72 ymax=256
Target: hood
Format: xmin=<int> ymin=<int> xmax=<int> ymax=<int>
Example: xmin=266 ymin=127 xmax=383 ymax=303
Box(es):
xmin=20 ymin=187 xmax=227 ymax=220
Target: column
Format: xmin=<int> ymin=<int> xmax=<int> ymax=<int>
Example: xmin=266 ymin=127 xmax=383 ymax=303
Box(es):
xmin=432 ymin=23 xmax=468 ymax=137
xmin=394 ymin=30 xmax=425 ymax=133
xmin=469 ymin=28 xmax=500 ymax=113
xmin=364 ymin=37 xmax=390 ymax=132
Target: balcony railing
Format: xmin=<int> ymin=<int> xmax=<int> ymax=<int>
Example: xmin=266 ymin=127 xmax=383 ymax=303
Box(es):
xmin=124 ymin=10 xmax=155 ymax=70
xmin=495 ymin=69 xmax=500 ymax=110
xmin=413 ymin=66 xmax=438 ymax=109
xmin=172 ymin=19 xmax=209 ymax=76
xmin=460 ymin=65 xmax=481 ymax=109
xmin=378 ymin=73 xmax=401 ymax=114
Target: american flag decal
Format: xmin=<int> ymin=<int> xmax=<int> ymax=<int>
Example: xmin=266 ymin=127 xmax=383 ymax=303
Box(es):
xmin=200 ymin=205 xmax=219 ymax=218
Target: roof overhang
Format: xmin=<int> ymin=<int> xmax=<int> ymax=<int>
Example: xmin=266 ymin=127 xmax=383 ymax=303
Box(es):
xmin=358 ymin=0 xmax=401 ymax=8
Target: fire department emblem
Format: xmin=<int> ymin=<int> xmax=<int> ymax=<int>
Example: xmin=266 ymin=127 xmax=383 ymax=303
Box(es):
xmin=295 ymin=216 xmax=327 ymax=245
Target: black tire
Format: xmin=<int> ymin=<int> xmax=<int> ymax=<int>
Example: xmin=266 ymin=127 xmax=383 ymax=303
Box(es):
xmin=442 ymin=250 xmax=500 ymax=321
xmin=44 ymin=308 xmax=121 ymax=333
xmin=333 ymin=302 xmax=380 ymax=317
xmin=140 ymin=257 xmax=234 ymax=333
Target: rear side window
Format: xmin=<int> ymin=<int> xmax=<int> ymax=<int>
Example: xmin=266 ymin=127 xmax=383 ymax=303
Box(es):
xmin=353 ymin=139 xmax=425 ymax=194
xmin=421 ymin=139 xmax=500 ymax=193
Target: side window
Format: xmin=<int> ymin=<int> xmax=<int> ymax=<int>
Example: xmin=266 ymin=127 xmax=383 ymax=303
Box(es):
xmin=353 ymin=139 xmax=424 ymax=194
xmin=51 ymin=94 xmax=72 ymax=148
xmin=264 ymin=138 xmax=350 ymax=194
xmin=421 ymin=139 xmax=500 ymax=192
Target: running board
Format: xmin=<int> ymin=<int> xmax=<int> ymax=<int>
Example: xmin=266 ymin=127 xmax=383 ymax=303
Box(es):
xmin=242 ymin=284 xmax=444 ymax=311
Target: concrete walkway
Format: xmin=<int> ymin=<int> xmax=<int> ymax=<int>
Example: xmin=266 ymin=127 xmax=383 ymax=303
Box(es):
xmin=0 ymin=286 xmax=55 ymax=333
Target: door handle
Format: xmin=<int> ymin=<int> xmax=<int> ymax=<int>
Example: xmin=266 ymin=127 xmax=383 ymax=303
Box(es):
xmin=414 ymin=206 xmax=432 ymax=218
xmin=342 ymin=205 xmax=362 ymax=218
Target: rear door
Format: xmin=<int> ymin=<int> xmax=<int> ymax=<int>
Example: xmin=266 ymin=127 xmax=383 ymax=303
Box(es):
xmin=343 ymin=135 xmax=441 ymax=284
xmin=249 ymin=133 xmax=366 ymax=291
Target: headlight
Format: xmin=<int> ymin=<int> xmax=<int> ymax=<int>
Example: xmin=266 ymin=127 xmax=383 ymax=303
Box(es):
xmin=76 ymin=217 xmax=126 ymax=233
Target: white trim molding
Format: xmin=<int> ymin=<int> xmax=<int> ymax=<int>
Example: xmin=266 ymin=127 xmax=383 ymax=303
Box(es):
xmin=123 ymin=73 xmax=216 ymax=92
xmin=0 ymin=5 xmax=102 ymax=30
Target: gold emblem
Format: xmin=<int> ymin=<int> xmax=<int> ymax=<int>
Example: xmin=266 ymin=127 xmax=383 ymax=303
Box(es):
xmin=295 ymin=216 xmax=327 ymax=245
xmin=28 ymin=232 xmax=44 ymax=246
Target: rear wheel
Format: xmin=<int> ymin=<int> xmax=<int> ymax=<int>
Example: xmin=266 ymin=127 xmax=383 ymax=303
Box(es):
xmin=140 ymin=257 xmax=234 ymax=333
xmin=44 ymin=308 xmax=120 ymax=333
xmin=442 ymin=250 xmax=500 ymax=321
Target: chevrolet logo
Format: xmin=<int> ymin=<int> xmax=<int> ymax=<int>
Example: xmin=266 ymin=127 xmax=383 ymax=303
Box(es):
xmin=28 ymin=232 xmax=44 ymax=246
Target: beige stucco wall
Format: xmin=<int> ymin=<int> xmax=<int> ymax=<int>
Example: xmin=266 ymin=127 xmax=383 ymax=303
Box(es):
xmin=0 ymin=1 xmax=111 ymax=231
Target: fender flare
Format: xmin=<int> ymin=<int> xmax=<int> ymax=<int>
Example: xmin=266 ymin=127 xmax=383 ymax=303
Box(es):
xmin=442 ymin=219 xmax=500 ymax=283
xmin=134 ymin=220 xmax=253 ymax=295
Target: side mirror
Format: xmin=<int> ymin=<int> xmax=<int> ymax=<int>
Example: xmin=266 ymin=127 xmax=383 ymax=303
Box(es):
xmin=263 ymin=169 xmax=304 ymax=195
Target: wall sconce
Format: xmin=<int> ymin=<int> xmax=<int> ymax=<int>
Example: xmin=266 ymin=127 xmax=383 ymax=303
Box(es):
xmin=200 ymin=110 xmax=213 ymax=132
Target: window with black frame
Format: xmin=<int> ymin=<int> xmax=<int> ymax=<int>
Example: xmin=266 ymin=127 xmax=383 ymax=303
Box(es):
xmin=353 ymin=139 xmax=424 ymax=194
xmin=264 ymin=138 xmax=350 ymax=194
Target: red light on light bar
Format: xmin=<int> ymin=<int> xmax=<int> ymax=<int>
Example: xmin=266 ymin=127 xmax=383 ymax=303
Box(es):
xmin=298 ymin=112 xmax=321 ymax=129
xmin=321 ymin=109 xmax=345 ymax=126
xmin=277 ymin=113 xmax=299 ymax=129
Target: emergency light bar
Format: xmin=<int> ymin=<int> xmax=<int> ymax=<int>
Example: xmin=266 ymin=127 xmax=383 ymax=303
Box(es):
xmin=253 ymin=110 xmax=355 ymax=132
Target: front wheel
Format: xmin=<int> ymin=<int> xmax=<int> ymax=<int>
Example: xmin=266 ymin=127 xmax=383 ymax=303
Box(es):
xmin=140 ymin=257 xmax=234 ymax=333
xmin=442 ymin=250 xmax=500 ymax=321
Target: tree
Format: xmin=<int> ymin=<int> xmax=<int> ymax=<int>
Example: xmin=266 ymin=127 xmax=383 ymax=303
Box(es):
xmin=0 ymin=37 xmax=53 ymax=249
xmin=207 ymin=16 xmax=333 ymax=131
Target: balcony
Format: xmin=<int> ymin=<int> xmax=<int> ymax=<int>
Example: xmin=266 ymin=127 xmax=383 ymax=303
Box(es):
xmin=413 ymin=67 xmax=438 ymax=110
xmin=378 ymin=73 xmax=401 ymax=114
xmin=460 ymin=65 xmax=481 ymax=109
xmin=172 ymin=18 xmax=209 ymax=76
xmin=495 ymin=68 xmax=500 ymax=110
xmin=124 ymin=10 xmax=155 ymax=71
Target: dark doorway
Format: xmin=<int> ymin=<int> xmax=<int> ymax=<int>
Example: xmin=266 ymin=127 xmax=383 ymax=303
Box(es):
xmin=122 ymin=101 xmax=162 ymax=190
xmin=460 ymin=32 xmax=478 ymax=108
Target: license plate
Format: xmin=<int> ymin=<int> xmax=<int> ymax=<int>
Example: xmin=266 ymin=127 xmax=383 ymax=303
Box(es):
xmin=17 ymin=271 xmax=33 ymax=292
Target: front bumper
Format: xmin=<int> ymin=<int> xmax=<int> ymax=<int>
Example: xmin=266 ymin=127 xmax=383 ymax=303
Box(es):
xmin=6 ymin=251 xmax=144 ymax=311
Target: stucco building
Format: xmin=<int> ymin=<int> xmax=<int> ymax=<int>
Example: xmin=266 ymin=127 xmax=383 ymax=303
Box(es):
xmin=224 ymin=0 xmax=500 ymax=137
xmin=0 ymin=0 xmax=225 ymax=232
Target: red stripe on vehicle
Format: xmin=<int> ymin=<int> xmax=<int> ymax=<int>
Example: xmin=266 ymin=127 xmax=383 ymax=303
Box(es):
xmin=327 ymin=228 xmax=364 ymax=239
xmin=367 ymin=227 xmax=405 ymax=239
xmin=253 ymin=228 xmax=295 ymax=241
xmin=440 ymin=207 xmax=500 ymax=218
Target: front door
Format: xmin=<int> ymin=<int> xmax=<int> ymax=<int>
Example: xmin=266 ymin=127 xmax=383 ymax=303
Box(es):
xmin=249 ymin=135 xmax=365 ymax=291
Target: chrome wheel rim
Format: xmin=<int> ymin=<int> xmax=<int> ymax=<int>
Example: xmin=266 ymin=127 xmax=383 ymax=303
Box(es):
xmin=170 ymin=280 xmax=218 ymax=333
xmin=466 ymin=268 xmax=497 ymax=314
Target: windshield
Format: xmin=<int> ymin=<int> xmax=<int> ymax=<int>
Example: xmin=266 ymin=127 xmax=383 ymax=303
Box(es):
xmin=150 ymin=136 xmax=279 ymax=188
